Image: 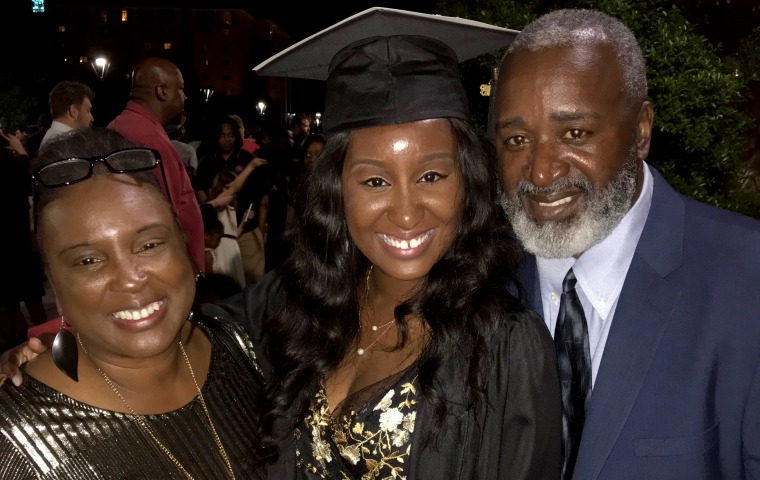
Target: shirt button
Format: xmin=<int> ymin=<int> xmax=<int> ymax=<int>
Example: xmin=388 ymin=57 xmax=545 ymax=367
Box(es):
xmin=550 ymin=292 xmax=558 ymax=303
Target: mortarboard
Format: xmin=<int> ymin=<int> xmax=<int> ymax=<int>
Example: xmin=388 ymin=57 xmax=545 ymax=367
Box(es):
xmin=253 ymin=7 xmax=519 ymax=134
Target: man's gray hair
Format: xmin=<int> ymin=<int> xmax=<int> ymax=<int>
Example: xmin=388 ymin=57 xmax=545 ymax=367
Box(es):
xmin=506 ymin=9 xmax=647 ymax=101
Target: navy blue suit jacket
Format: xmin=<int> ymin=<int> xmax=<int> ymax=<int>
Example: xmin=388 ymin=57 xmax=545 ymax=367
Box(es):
xmin=520 ymin=167 xmax=760 ymax=479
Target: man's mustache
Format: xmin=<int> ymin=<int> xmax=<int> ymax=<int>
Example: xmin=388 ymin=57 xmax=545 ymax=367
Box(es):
xmin=514 ymin=175 xmax=593 ymax=198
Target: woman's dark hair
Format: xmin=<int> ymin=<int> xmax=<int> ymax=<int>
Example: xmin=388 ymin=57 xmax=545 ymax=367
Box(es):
xmin=200 ymin=202 xmax=224 ymax=235
xmin=264 ymin=117 xmax=525 ymax=444
xmin=300 ymin=134 xmax=326 ymax=162
xmin=33 ymin=128 xmax=164 ymax=212
xmin=216 ymin=115 xmax=244 ymax=151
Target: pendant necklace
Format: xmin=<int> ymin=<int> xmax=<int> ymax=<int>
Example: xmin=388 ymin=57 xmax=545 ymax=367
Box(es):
xmin=357 ymin=265 xmax=396 ymax=356
xmin=77 ymin=333 xmax=236 ymax=480
xmin=357 ymin=319 xmax=395 ymax=355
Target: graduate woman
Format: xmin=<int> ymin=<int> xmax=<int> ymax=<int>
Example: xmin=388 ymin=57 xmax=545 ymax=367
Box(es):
xmin=249 ymin=8 xmax=561 ymax=479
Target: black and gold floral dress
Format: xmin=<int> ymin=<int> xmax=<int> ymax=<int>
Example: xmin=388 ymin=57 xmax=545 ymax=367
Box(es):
xmin=248 ymin=294 xmax=562 ymax=480
xmin=295 ymin=364 xmax=419 ymax=480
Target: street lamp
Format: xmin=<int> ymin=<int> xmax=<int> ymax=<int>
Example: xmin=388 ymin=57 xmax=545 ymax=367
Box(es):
xmin=255 ymin=100 xmax=267 ymax=115
xmin=200 ymin=88 xmax=214 ymax=103
xmin=313 ymin=112 xmax=322 ymax=128
xmin=91 ymin=56 xmax=109 ymax=79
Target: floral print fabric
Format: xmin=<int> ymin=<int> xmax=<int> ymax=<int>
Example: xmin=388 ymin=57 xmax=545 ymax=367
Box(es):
xmin=295 ymin=373 xmax=418 ymax=479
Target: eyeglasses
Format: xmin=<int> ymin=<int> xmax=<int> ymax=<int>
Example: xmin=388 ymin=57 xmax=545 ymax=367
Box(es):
xmin=32 ymin=147 xmax=172 ymax=205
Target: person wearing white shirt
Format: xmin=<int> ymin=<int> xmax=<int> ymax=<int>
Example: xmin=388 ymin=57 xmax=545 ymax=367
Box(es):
xmin=39 ymin=81 xmax=94 ymax=149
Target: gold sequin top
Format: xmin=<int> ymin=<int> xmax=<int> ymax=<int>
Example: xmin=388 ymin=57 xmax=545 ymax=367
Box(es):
xmin=295 ymin=365 xmax=419 ymax=480
xmin=0 ymin=315 xmax=266 ymax=479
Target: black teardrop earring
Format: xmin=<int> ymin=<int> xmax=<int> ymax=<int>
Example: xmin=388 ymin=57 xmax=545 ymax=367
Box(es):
xmin=51 ymin=316 xmax=79 ymax=382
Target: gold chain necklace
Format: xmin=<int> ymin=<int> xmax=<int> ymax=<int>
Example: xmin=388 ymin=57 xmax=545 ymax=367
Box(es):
xmin=357 ymin=265 xmax=396 ymax=356
xmin=77 ymin=333 xmax=236 ymax=480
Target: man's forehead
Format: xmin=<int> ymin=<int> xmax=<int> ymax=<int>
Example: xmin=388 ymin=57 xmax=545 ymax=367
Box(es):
xmin=501 ymin=41 xmax=618 ymax=80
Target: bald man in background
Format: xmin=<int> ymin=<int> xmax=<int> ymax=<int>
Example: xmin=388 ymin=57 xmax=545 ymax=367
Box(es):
xmin=107 ymin=57 xmax=205 ymax=272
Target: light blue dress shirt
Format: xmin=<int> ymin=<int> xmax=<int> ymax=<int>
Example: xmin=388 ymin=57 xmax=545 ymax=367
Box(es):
xmin=537 ymin=163 xmax=654 ymax=388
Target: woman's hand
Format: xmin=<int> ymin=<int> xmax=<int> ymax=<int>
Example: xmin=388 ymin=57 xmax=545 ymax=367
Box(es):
xmin=207 ymin=185 xmax=236 ymax=209
xmin=0 ymin=335 xmax=53 ymax=387
xmin=0 ymin=130 xmax=28 ymax=156
xmin=250 ymin=157 xmax=268 ymax=169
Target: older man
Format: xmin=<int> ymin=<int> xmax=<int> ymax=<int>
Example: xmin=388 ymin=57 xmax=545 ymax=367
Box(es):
xmin=493 ymin=8 xmax=760 ymax=480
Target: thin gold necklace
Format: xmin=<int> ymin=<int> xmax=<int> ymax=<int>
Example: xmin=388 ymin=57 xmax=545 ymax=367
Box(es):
xmin=77 ymin=333 xmax=236 ymax=480
xmin=357 ymin=265 xmax=396 ymax=356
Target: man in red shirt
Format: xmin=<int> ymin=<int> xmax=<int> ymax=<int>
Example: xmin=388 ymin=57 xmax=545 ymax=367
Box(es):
xmin=108 ymin=57 xmax=205 ymax=272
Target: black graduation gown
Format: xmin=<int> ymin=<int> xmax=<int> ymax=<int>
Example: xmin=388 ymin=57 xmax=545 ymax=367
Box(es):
xmin=215 ymin=271 xmax=562 ymax=480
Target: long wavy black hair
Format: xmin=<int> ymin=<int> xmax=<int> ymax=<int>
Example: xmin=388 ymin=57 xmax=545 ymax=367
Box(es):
xmin=264 ymin=117 xmax=525 ymax=443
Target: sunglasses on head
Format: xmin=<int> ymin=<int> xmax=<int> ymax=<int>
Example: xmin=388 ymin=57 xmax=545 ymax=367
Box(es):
xmin=32 ymin=147 xmax=172 ymax=205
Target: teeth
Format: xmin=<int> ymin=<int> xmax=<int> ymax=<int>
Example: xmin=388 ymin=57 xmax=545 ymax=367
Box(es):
xmin=112 ymin=300 xmax=165 ymax=320
xmin=382 ymin=231 xmax=431 ymax=250
xmin=538 ymin=197 xmax=572 ymax=207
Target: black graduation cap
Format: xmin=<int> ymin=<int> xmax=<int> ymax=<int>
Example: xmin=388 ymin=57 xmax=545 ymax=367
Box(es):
xmin=253 ymin=7 xmax=519 ymax=134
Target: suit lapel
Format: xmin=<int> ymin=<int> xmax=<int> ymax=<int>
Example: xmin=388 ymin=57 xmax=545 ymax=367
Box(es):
xmin=573 ymin=168 xmax=686 ymax=479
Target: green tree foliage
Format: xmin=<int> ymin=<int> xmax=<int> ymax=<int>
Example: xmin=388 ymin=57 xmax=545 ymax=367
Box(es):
xmin=440 ymin=0 xmax=760 ymax=217
xmin=736 ymin=25 xmax=760 ymax=82
xmin=0 ymin=74 xmax=36 ymax=132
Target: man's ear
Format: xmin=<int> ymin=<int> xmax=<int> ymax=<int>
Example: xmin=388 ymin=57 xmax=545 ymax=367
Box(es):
xmin=67 ymin=104 xmax=79 ymax=119
xmin=635 ymin=101 xmax=654 ymax=161
xmin=156 ymin=84 xmax=168 ymax=101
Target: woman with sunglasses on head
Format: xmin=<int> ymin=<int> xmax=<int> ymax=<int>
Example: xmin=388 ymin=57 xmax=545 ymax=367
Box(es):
xmin=0 ymin=128 xmax=267 ymax=479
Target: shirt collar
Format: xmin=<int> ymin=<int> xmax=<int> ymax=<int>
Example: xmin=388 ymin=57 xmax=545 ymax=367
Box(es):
xmin=537 ymin=163 xmax=654 ymax=319
xmin=124 ymin=100 xmax=163 ymax=128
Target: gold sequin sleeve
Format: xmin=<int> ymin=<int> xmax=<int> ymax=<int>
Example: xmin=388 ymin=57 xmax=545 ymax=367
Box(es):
xmin=0 ymin=314 xmax=266 ymax=480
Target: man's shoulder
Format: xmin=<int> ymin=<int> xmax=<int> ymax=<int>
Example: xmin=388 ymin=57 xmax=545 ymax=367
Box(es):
xmin=650 ymin=170 xmax=760 ymax=239
xmin=682 ymin=194 xmax=760 ymax=233
xmin=108 ymin=118 xmax=173 ymax=154
xmin=663 ymin=189 xmax=760 ymax=253
xmin=107 ymin=106 xmax=139 ymax=128
xmin=647 ymin=182 xmax=760 ymax=276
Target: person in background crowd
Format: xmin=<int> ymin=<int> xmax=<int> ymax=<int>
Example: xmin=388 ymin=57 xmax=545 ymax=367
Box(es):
xmin=0 ymin=129 xmax=46 ymax=352
xmin=196 ymin=116 xmax=258 ymax=196
xmin=108 ymin=57 xmax=207 ymax=273
xmin=22 ymin=113 xmax=52 ymax=159
xmin=493 ymin=9 xmax=760 ymax=479
xmin=201 ymin=202 xmax=225 ymax=275
xmin=201 ymin=169 xmax=248 ymax=288
xmin=166 ymin=121 xmax=198 ymax=178
xmin=229 ymin=114 xmax=261 ymax=155
xmin=196 ymin=130 xmax=268 ymax=289
xmin=289 ymin=113 xmax=311 ymax=151
xmin=283 ymin=133 xmax=326 ymax=245
xmin=301 ymin=133 xmax=325 ymax=170
xmin=196 ymin=115 xmax=270 ymax=243
xmin=40 ymin=80 xmax=94 ymax=149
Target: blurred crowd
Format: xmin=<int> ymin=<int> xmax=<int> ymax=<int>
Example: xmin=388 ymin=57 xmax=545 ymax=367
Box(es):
xmin=0 ymin=63 xmax=326 ymax=350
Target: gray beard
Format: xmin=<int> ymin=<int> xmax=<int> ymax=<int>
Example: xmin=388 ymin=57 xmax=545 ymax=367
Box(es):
xmin=500 ymin=158 xmax=638 ymax=259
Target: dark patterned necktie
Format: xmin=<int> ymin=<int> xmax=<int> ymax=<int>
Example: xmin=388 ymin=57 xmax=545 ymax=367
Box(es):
xmin=554 ymin=268 xmax=592 ymax=479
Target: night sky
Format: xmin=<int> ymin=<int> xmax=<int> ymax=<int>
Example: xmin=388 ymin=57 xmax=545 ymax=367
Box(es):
xmin=258 ymin=0 xmax=440 ymax=41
